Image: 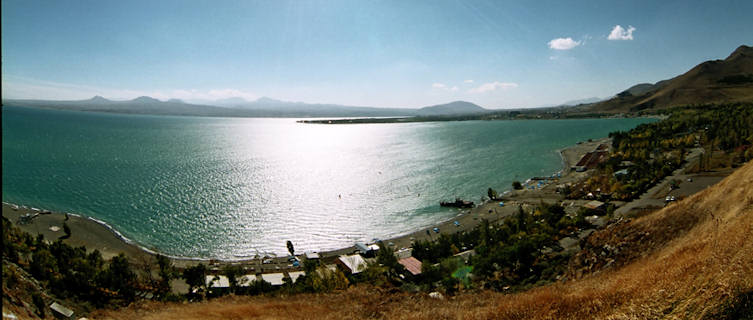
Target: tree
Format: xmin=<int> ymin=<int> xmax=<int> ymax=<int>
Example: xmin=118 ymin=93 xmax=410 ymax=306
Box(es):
xmin=487 ymin=188 xmax=498 ymax=200
xmin=512 ymin=181 xmax=523 ymax=190
xmin=222 ymin=264 xmax=243 ymax=293
xmin=183 ymin=263 xmax=207 ymax=295
xmin=156 ymin=254 xmax=176 ymax=296
xmin=61 ymin=222 xmax=71 ymax=239
xmin=97 ymin=253 xmax=136 ymax=301
xmin=376 ymin=241 xmax=405 ymax=280
xmin=286 ymin=240 xmax=295 ymax=256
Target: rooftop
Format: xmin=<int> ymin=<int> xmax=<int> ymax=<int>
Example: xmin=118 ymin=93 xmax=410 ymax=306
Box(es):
xmin=398 ymin=256 xmax=423 ymax=276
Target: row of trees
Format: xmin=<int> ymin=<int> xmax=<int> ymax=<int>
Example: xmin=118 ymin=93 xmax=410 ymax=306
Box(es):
xmin=3 ymin=216 xmax=137 ymax=307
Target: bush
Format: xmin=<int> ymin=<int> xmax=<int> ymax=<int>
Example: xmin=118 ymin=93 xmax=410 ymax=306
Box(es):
xmin=512 ymin=181 xmax=523 ymax=190
xmin=32 ymin=293 xmax=46 ymax=317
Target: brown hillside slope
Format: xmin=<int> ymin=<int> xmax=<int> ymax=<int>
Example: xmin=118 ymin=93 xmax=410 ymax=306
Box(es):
xmin=589 ymin=45 xmax=753 ymax=113
xmin=97 ymin=162 xmax=753 ymax=319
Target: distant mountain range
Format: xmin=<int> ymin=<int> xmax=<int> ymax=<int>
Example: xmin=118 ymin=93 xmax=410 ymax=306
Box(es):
xmin=2 ymin=95 xmax=491 ymax=118
xmin=583 ymin=45 xmax=753 ymax=113
xmin=4 ymin=45 xmax=752 ymax=118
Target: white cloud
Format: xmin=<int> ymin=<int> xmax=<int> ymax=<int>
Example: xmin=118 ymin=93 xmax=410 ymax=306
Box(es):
xmin=432 ymin=83 xmax=460 ymax=93
xmin=469 ymin=81 xmax=518 ymax=94
xmin=607 ymin=25 xmax=636 ymax=40
xmin=464 ymin=79 xmax=474 ymax=84
xmin=548 ymin=37 xmax=581 ymax=50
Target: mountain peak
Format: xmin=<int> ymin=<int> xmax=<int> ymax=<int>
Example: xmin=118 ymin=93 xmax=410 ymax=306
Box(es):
xmin=88 ymin=95 xmax=110 ymax=102
xmin=255 ymin=97 xmax=283 ymax=104
xmin=132 ymin=96 xmax=160 ymax=103
xmin=725 ymin=44 xmax=753 ymax=61
xmin=418 ymin=100 xmax=486 ymax=116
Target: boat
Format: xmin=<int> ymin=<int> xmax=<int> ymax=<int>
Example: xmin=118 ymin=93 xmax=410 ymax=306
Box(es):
xmin=440 ymin=198 xmax=474 ymax=208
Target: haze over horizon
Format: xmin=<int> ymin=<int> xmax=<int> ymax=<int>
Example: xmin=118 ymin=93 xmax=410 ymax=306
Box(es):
xmin=2 ymin=0 xmax=752 ymax=109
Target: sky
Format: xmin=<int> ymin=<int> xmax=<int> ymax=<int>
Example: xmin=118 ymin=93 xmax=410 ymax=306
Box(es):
xmin=2 ymin=0 xmax=752 ymax=109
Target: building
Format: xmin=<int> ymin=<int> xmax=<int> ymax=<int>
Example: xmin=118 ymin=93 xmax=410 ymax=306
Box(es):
xmin=454 ymin=249 xmax=476 ymax=264
xmin=583 ymin=200 xmax=605 ymax=210
xmin=336 ymin=254 xmax=368 ymax=274
xmin=304 ymin=251 xmax=320 ymax=260
xmin=237 ymin=274 xmax=257 ymax=287
xmin=205 ymin=275 xmax=230 ymax=294
xmin=355 ymin=242 xmax=379 ymax=257
xmin=205 ymin=275 xmax=230 ymax=289
xmin=395 ymin=248 xmax=413 ymax=259
xmin=397 ymin=257 xmax=422 ymax=276
xmin=261 ymin=273 xmax=286 ymax=286
xmin=355 ymin=242 xmax=369 ymax=254
xmin=49 ymin=302 xmax=74 ymax=319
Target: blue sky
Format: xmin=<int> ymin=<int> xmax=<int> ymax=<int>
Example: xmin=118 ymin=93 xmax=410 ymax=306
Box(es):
xmin=2 ymin=0 xmax=752 ymax=108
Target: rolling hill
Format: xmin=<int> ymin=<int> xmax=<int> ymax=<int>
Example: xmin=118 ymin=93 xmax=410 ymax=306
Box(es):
xmin=586 ymin=45 xmax=753 ymax=113
xmin=416 ymin=101 xmax=487 ymax=116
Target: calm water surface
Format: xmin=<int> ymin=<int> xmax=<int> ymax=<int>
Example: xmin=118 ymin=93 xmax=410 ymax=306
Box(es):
xmin=2 ymin=106 xmax=653 ymax=258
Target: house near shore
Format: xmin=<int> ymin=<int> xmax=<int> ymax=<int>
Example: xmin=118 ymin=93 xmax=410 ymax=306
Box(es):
xmin=205 ymin=275 xmax=230 ymax=294
xmin=336 ymin=254 xmax=368 ymax=274
xmin=395 ymin=248 xmax=413 ymax=259
xmin=398 ymin=256 xmax=423 ymax=276
xmin=261 ymin=273 xmax=286 ymax=286
xmin=355 ymin=242 xmax=380 ymax=257
xmin=237 ymin=274 xmax=257 ymax=287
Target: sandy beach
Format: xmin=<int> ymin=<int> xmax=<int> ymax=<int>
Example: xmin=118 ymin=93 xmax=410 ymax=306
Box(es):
xmin=0 ymin=137 xmax=617 ymax=270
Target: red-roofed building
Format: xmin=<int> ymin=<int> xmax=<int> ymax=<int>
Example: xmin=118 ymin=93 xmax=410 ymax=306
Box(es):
xmin=398 ymin=256 xmax=422 ymax=276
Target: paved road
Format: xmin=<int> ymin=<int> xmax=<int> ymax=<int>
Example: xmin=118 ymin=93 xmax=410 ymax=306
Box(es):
xmin=615 ymin=147 xmax=704 ymax=216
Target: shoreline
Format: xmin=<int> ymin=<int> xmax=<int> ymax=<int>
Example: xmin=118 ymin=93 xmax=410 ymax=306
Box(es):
xmin=1 ymin=138 xmax=607 ymax=269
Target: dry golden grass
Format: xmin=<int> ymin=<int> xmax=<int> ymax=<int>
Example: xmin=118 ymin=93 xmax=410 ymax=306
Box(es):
xmin=95 ymin=162 xmax=753 ymax=320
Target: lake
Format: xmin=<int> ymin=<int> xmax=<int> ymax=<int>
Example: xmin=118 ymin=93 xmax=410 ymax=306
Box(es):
xmin=1 ymin=106 xmax=653 ymax=258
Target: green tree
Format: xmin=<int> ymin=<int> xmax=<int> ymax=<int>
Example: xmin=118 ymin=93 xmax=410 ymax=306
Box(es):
xmin=61 ymin=222 xmax=71 ymax=239
xmin=30 ymin=249 xmax=57 ymax=281
xmin=97 ymin=253 xmax=136 ymax=301
xmin=222 ymin=264 xmax=243 ymax=293
xmin=487 ymin=187 xmax=498 ymax=200
xmin=183 ymin=263 xmax=207 ymax=295
xmin=286 ymin=240 xmax=295 ymax=256
xmin=512 ymin=181 xmax=523 ymax=190
xmin=156 ymin=254 xmax=176 ymax=297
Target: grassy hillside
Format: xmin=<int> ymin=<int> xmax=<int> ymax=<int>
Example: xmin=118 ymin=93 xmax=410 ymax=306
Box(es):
xmin=95 ymin=161 xmax=753 ymax=319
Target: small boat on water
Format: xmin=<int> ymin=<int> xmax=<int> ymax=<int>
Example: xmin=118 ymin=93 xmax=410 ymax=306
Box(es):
xmin=440 ymin=198 xmax=474 ymax=208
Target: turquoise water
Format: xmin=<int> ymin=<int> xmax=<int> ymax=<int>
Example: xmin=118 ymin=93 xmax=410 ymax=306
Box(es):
xmin=2 ymin=106 xmax=653 ymax=258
